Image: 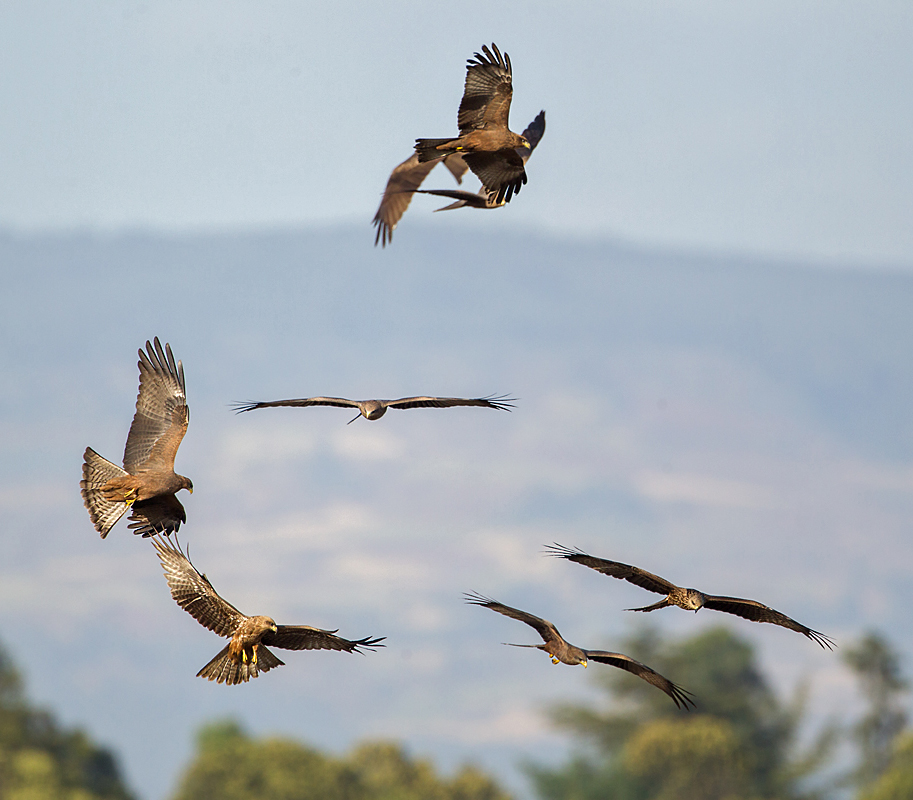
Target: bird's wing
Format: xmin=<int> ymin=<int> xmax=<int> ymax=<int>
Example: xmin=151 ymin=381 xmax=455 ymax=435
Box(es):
xmin=232 ymin=397 xmax=361 ymax=413
xmin=414 ymin=188 xmax=494 ymax=210
xmin=442 ymin=153 xmax=469 ymax=183
xmin=702 ymin=595 xmax=835 ymax=649
xmin=519 ymin=110 xmax=546 ymax=162
xmin=458 ymin=44 xmax=514 ymax=133
xmin=462 ymin=151 xmax=526 ymax=205
xmin=464 ymin=592 xmax=562 ymax=646
xmin=123 ymin=338 xmax=189 ymax=474
xmin=150 ymin=535 xmax=247 ymax=637
xmin=585 ymin=650 xmax=696 ymax=710
xmin=372 ymin=153 xmax=441 ymax=247
xmin=384 ymin=394 xmax=515 ymax=411
xmin=264 ymin=626 xmax=385 ymax=653
xmin=127 ymin=494 xmax=187 ymax=538
xmin=544 ymin=544 xmax=679 ymax=596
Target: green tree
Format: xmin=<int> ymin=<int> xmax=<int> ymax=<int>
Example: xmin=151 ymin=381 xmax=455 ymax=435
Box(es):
xmin=528 ymin=625 xmax=836 ymax=800
xmin=843 ymin=631 xmax=909 ymax=789
xmin=858 ymin=732 xmax=913 ymax=800
xmin=171 ymin=719 xmax=512 ymax=800
xmin=0 ymin=640 xmax=133 ymax=800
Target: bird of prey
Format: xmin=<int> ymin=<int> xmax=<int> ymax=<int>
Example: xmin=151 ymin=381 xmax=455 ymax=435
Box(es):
xmin=415 ymin=43 xmax=531 ymax=204
xmin=372 ymin=152 xmax=469 ymax=247
xmin=414 ymin=111 xmax=546 ymax=212
xmin=545 ymin=544 xmax=835 ymax=649
xmin=233 ymin=394 xmax=515 ymax=424
xmin=464 ymin=593 xmax=694 ymax=709
xmin=80 ymin=338 xmax=192 ymax=538
xmin=151 ymin=535 xmax=385 ymax=685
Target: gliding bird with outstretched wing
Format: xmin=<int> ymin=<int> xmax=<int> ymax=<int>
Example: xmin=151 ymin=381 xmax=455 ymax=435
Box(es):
xmin=233 ymin=394 xmax=514 ymax=424
xmin=80 ymin=337 xmax=192 ymax=538
xmin=545 ymin=544 xmax=835 ymax=649
xmin=465 ymin=593 xmax=694 ymax=709
xmin=151 ymin=535 xmax=385 ymax=685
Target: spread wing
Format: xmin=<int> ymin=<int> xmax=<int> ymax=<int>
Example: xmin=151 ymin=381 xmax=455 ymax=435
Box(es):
xmin=585 ymin=650 xmax=696 ymax=710
xmin=463 ymin=150 xmax=526 ymax=205
xmin=127 ymin=494 xmax=187 ymax=538
xmin=464 ymin=592 xmax=562 ymax=646
xmin=459 ymin=44 xmax=514 ymax=133
xmin=123 ymin=338 xmax=189 ymax=474
xmin=151 ymin=535 xmax=247 ymax=637
xmin=702 ymin=595 xmax=835 ymax=649
xmin=520 ymin=110 xmax=546 ymax=161
xmin=264 ymin=626 xmax=385 ymax=653
xmin=233 ymin=397 xmax=361 ymax=413
xmin=545 ymin=544 xmax=679 ymax=596
xmin=384 ymin=394 xmax=515 ymax=412
xmin=372 ymin=153 xmax=467 ymax=247
xmin=414 ymin=188 xmax=494 ymax=210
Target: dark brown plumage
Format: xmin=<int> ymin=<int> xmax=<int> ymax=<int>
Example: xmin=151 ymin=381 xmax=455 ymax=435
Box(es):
xmin=545 ymin=544 xmax=835 ymax=649
xmin=416 ymin=44 xmax=531 ymax=204
xmin=81 ymin=338 xmax=192 ymax=538
xmin=372 ymin=153 xmax=469 ymax=247
xmin=151 ymin=535 xmax=384 ymax=685
xmin=233 ymin=394 xmax=515 ymax=424
xmin=465 ymin=593 xmax=694 ymax=709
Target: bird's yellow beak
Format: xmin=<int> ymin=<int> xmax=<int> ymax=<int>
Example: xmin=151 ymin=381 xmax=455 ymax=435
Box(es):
xmin=189 ymin=487 xmax=193 ymax=494
xmin=272 ymin=624 xmax=278 ymax=632
xmin=583 ymin=660 xmax=588 ymax=668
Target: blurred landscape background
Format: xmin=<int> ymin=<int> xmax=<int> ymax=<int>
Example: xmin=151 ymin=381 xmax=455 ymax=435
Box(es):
xmin=2 ymin=2 xmax=912 ymax=799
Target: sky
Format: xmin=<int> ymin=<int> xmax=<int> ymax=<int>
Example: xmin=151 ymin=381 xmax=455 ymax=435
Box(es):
xmin=1 ymin=1 xmax=912 ymax=266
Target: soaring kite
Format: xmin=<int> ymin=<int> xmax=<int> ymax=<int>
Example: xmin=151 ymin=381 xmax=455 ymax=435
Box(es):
xmin=415 ymin=44 xmax=531 ymax=204
xmin=233 ymin=394 xmax=514 ymax=424
xmin=465 ymin=593 xmax=694 ymax=709
xmin=545 ymin=544 xmax=835 ymax=649
xmin=372 ymin=153 xmax=468 ymax=247
xmin=81 ymin=338 xmax=192 ymax=538
xmin=415 ymin=111 xmax=546 ymax=211
xmin=151 ymin=535 xmax=384 ymax=685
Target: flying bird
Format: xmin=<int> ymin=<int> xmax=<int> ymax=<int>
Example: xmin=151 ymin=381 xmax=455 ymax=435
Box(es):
xmin=151 ymin=535 xmax=385 ymax=685
xmin=372 ymin=152 xmax=469 ymax=247
xmin=545 ymin=544 xmax=835 ymax=649
xmin=464 ymin=592 xmax=694 ymax=709
xmin=414 ymin=111 xmax=546 ymax=212
xmin=233 ymin=394 xmax=515 ymax=424
xmin=81 ymin=338 xmax=192 ymax=538
xmin=415 ymin=43 xmax=531 ymax=204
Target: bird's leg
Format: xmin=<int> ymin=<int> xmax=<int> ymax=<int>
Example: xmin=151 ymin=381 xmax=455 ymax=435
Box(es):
xmin=551 ymin=656 xmax=560 ymax=664
xmin=241 ymin=648 xmax=248 ymax=663
xmin=252 ymin=644 xmax=259 ymax=665
xmin=123 ymin=489 xmax=138 ymax=507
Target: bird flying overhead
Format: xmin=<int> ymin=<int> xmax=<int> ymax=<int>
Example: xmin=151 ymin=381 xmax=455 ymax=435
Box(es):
xmin=464 ymin=592 xmax=694 ymax=709
xmin=545 ymin=544 xmax=835 ymax=649
xmin=80 ymin=338 xmax=192 ymax=538
xmin=416 ymin=44 xmax=531 ymax=204
xmin=372 ymin=153 xmax=469 ymax=247
xmin=233 ymin=394 xmax=515 ymax=424
xmin=414 ymin=111 xmax=546 ymax=212
xmin=151 ymin=535 xmax=384 ymax=685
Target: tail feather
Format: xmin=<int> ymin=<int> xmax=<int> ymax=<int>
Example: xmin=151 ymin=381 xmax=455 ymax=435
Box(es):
xmin=196 ymin=644 xmax=285 ymax=685
xmin=80 ymin=447 xmax=129 ymax=538
xmin=415 ymin=138 xmax=459 ymax=163
xmin=626 ymin=599 xmax=673 ymax=613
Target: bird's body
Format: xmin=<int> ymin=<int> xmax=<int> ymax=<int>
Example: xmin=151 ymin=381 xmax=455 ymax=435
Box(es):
xmin=416 ymin=44 xmax=530 ymax=204
xmin=233 ymin=394 xmax=514 ymax=424
xmin=545 ymin=544 xmax=835 ymax=649
xmin=151 ymin=535 xmax=384 ymax=685
xmin=464 ymin=592 xmax=694 ymax=709
xmin=81 ymin=338 xmax=192 ymax=538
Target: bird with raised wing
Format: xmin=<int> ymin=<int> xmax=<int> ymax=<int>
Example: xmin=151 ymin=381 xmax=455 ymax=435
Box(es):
xmin=545 ymin=544 xmax=835 ymax=649
xmin=80 ymin=337 xmax=193 ymax=538
xmin=416 ymin=43 xmax=531 ymax=204
xmin=233 ymin=394 xmax=514 ymax=424
xmin=151 ymin=535 xmax=384 ymax=685
xmin=465 ymin=592 xmax=694 ymax=709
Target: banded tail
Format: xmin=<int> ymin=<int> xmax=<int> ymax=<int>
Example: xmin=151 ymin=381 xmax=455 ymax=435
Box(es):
xmin=80 ymin=447 xmax=130 ymax=538
xmin=196 ymin=644 xmax=285 ymax=685
xmin=415 ymin=138 xmax=459 ymax=163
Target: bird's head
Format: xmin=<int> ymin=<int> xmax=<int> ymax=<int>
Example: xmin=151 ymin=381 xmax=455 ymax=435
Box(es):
xmin=519 ymin=135 xmax=531 ymax=150
xmin=684 ymin=589 xmax=705 ymax=611
xmin=181 ymin=477 xmax=194 ymax=494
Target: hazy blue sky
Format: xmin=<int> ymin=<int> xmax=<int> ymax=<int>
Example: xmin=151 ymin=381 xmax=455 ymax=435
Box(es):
xmin=2 ymin=1 xmax=912 ymax=264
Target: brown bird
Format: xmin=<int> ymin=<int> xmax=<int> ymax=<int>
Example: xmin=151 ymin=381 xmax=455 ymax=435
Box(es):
xmin=81 ymin=338 xmax=192 ymax=538
xmin=233 ymin=394 xmax=514 ymax=424
xmin=415 ymin=111 xmax=546 ymax=212
xmin=151 ymin=535 xmax=384 ymax=685
xmin=545 ymin=544 xmax=835 ymax=649
xmin=416 ymin=43 xmax=531 ymax=204
xmin=465 ymin=592 xmax=694 ymax=709
xmin=372 ymin=152 xmax=469 ymax=247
